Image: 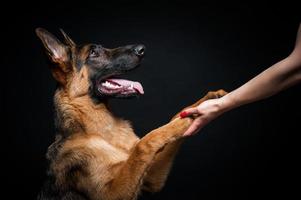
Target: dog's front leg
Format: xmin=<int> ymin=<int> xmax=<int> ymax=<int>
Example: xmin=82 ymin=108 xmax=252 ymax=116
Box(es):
xmin=142 ymin=89 xmax=228 ymax=192
xmin=100 ymin=117 xmax=192 ymax=200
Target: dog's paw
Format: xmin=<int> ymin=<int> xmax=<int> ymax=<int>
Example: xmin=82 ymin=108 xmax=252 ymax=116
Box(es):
xmin=190 ymin=89 xmax=228 ymax=108
xmin=206 ymin=89 xmax=228 ymax=99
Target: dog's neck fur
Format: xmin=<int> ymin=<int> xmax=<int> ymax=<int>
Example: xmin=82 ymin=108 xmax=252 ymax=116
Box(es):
xmin=53 ymin=88 xmax=138 ymax=151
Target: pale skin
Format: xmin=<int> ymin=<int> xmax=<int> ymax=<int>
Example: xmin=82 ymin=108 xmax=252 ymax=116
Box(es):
xmin=182 ymin=23 xmax=301 ymax=136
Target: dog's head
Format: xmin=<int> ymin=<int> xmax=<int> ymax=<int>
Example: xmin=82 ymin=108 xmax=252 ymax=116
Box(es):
xmin=36 ymin=28 xmax=145 ymax=101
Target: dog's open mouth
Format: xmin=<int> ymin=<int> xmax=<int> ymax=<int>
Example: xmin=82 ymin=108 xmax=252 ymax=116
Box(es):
xmin=97 ymin=78 xmax=144 ymax=96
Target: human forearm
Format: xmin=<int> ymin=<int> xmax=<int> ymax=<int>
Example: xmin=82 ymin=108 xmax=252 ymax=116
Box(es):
xmin=181 ymin=54 xmax=301 ymax=136
xmin=222 ymin=55 xmax=301 ymax=111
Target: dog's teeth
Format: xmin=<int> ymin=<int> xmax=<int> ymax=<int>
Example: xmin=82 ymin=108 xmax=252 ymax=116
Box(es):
xmin=129 ymin=83 xmax=134 ymax=89
xmin=102 ymin=81 xmax=111 ymax=87
xmin=102 ymin=81 xmax=122 ymax=89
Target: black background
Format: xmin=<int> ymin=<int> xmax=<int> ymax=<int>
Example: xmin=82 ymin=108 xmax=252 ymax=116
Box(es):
xmin=1 ymin=1 xmax=301 ymax=199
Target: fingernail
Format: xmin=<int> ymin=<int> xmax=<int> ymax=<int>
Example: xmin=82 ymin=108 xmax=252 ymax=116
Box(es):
xmin=180 ymin=111 xmax=188 ymax=118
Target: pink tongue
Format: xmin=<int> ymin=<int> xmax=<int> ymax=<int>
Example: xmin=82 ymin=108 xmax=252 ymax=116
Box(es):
xmin=108 ymin=79 xmax=144 ymax=94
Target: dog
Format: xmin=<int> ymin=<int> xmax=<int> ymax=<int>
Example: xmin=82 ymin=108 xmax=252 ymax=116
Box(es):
xmin=35 ymin=28 xmax=227 ymax=200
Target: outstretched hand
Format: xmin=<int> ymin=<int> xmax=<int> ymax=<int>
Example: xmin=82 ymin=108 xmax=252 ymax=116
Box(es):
xmin=180 ymin=98 xmax=225 ymax=136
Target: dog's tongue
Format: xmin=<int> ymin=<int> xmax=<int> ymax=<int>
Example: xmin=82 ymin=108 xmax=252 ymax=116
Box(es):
xmin=108 ymin=79 xmax=144 ymax=94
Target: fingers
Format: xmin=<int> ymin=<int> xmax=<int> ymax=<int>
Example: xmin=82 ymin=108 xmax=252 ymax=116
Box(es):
xmin=180 ymin=107 xmax=199 ymax=118
xmin=183 ymin=117 xmax=206 ymax=136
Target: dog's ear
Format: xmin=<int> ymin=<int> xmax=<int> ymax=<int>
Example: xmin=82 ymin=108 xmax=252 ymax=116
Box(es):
xmin=35 ymin=28 xmax=69 ymax=64
xmin=36 ymin=28 xmax=71 ymax=85
xmin=60 ymin=29 xmax=76 ymax=47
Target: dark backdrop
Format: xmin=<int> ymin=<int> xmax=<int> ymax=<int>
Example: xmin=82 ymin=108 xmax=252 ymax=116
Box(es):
xmin=1 ymin=1 xmax=301 ymax=199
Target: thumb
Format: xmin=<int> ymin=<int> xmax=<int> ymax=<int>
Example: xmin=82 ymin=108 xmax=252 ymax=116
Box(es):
xmin=183 ymin=117 xmax=206 ymax=136
xmin=180 ymin=107 xmax=199 ymax=118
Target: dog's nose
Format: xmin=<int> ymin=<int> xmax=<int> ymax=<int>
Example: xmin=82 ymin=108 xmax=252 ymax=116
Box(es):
xmin=133 ymin=45 xmax=145 ymax=57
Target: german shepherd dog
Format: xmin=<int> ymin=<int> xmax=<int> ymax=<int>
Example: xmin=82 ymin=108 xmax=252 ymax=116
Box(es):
xmin=35 ymin=28 xmax=226 ymax=200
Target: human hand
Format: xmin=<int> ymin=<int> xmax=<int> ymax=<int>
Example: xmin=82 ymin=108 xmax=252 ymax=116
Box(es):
xmin=180 ymin=98 xmax=226 ymax=136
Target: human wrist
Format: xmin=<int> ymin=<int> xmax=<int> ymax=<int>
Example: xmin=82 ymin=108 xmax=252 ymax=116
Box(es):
xmin=217 ymin=93 xmax=236 ymax=113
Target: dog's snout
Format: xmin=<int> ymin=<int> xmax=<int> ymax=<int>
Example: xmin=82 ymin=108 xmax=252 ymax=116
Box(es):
xmin=133 ymin=45 xmax=145 ymax=57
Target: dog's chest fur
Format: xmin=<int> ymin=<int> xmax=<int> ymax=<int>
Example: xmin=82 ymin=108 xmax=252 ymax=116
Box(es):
xmin=39 ymin=91 xmax=140 ymax=200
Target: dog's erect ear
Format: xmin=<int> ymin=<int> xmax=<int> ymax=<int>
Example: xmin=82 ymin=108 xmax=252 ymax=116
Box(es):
xmin=36 ymin=28 xmax=71 ymax=85
xmin=36 ymin=28 xmax=69 ymax=64
xmin=60 ymin=29 xmax=76 ymax=47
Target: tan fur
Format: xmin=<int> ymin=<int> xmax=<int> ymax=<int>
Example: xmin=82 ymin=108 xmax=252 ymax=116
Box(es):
xmin=49 ymin=84 xmax=226 ymax=200
xmin=35 ymin=28 xmax=227 ymax=200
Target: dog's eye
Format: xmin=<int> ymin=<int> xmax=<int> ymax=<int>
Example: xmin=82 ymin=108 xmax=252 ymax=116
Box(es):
xmin=89 ymin=49 xmax=99 ymax=58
